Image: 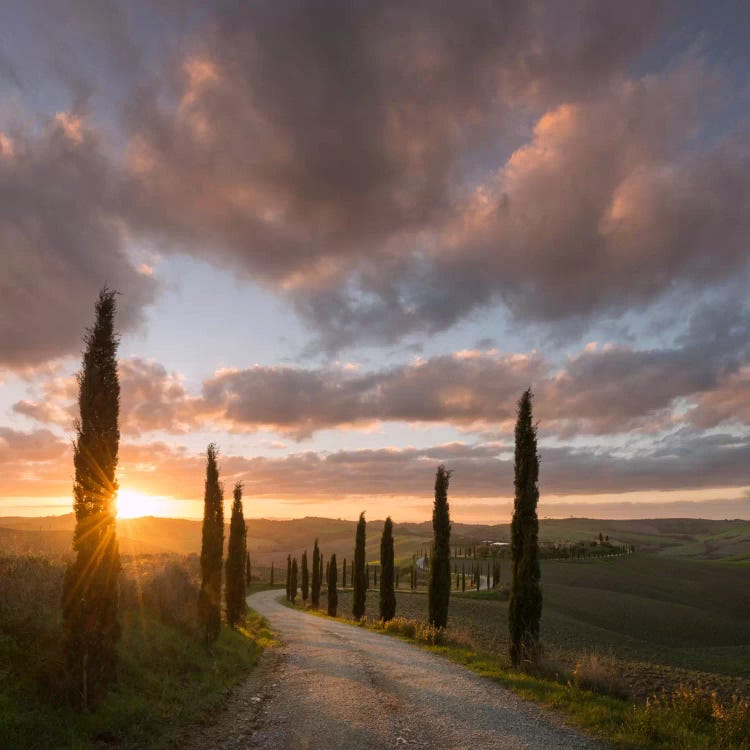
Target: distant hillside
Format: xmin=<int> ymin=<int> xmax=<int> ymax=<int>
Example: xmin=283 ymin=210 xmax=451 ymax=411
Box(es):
xmin=1 ymin=514 xmax=748 ymax=563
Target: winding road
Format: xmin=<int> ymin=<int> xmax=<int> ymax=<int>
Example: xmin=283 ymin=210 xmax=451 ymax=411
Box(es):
xmin=186 ymin=589 xmax=604 ymax=749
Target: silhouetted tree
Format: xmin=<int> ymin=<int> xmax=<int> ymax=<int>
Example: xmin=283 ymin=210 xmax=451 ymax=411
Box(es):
xmin=462 ymin=570 xmax=466 ymax=592
xmin=286 ymin=555 xmax=292 ymax=601
xmin=311 ymin=539 xmax=321 ymax=608
xmin=246 ymin=552 xmax=252 ymax=587
xmin=198 ymin=443 xmax=224 ymax=646
xmin=62 ymin=289 xmax=121 ymax=709
xmin=342 ymin=558 xmax=347 ymax=588
xmin=353 ymin=512 xmax=367 ymax=618
xmin=379 ymin=517 xmax=396 ymax=621
xmin=509 ymin=389 xmax=542 ymax=667
xmin=270 ymin=562 xmax=274 ymax=585
xmin=327 ymin=553 xmax=338 ymax=616
xmin=428 ymin=465 xmax=452 ymax=628
xmin=301 ymin=550 xmax=309 ymax=603
xmin=225 ymin=482 xmax=247 ymax=627
xmin=319 ymin=554 xmax=324 ymax=593
xmin=290 ymin=558 xmax=298 ymax=603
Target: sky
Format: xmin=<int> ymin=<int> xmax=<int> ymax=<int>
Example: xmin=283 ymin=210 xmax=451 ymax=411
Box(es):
xmin=0 ymin=0 xmax=749 ymax=522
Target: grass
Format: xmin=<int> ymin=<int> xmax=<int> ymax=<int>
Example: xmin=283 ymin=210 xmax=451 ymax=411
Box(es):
xmin=0 ymin=555 xmax=273 ymax=750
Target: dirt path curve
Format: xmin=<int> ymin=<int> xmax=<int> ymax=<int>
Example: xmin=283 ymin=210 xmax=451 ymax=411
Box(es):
xmin=187 ymin=589 xmax=606 ymax=750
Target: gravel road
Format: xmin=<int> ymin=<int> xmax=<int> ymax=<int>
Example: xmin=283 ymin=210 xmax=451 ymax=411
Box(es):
xmin=186 ymin=589 xmax=606 ymax=750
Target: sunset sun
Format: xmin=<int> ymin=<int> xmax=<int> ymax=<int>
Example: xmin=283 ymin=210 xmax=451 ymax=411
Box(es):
xmin=116 ymin=489 xmax=155 ymax=519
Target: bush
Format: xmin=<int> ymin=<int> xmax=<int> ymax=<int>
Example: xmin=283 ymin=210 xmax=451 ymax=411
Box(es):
xmin=625 ymin=684 xmax=750 ymax=749
xmin=0 ymin=556 xmax=66 ymax=702
xmin=142 ymin=561 xmax=200 ymax=632
xmin=571 ymin=650 xmax=628 ymax=699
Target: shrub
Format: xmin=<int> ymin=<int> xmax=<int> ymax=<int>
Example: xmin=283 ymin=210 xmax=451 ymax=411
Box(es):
xmin=571 ymin=650 xmax=628 ymax=699
xmin=143 ymin=561 xmax=200 ymax=633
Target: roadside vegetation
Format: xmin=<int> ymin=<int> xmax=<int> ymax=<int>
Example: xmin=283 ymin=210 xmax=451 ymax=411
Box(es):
xmin=0 ymin=555 xmax=271 ymax=750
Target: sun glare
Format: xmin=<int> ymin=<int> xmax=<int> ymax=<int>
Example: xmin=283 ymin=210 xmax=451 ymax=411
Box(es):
xmin=116 ymin=489 xmax=157 ymax=519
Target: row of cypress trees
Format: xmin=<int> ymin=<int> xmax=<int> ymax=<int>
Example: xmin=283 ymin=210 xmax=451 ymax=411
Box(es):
xmin=198 ymin=446 xmax=249 ymax=643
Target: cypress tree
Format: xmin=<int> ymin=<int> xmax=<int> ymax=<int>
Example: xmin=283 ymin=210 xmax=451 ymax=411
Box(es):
xmin=428 ymin=465 xmax=452 ymax=628
xmin=290 ymin=558 xmax=298 ymax=603
xmin=352 ymin=512 xmax=366 ymax=619
xmin=379 ymin=517 xmax=396 ymax=622
xmin=342 ymin=558 xmax=347 ymax=588
xmin=286 ymin=555 xmax=291 ymax=601
xmin=301 ymin=550 xmax=309 ymax=603
xmin=462 ymin=570 xmax=466 ymax=592
xmin=246 ymin=552 xmax=252 ymax=587
xmin=311 ymin=539 xmax=321 ymax=608
xmin=327 ymin=553 xmax=338 ymax=616
xmin=319 ymin=554 xmax=324 ymax=592
xmin=270 ymin=562 xmax=274 ymax=585
xmin=198 ymin=443 xmax=224 ymax=646
xmin=225 ymin=482 xmax=247 ymax=627
xmin=508 ymin=388 xmax=542 ymax=667
xmin=62 ymin=289 xmax=121 ymax=709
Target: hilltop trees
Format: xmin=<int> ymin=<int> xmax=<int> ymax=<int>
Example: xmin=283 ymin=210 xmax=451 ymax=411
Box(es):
xmin=428 ymin=465 xmax=452 ymax=628
xmin=225 ymin=482 xmax=247 ymax=627
xmin=311 ymin=539 xmax=321 ymax=608
xmin=301 ymin=550 xmax=309 ymax=603
xmin=327 ymin=553 xmax=338 ymax=616
xmin=353 ymin=512 xmax=367 ymax=619
xmin=62 ymin=289 xmax=121 ymax=708
xmin=198 ymin=444 xmax=224 ymax=645
xmin=286 ymin=555 xmax=292 ymax=601
xmin=509 ymin=389 xmax=542 ymax=667
xmin=379 ymin=517 xmax=396 ymax=622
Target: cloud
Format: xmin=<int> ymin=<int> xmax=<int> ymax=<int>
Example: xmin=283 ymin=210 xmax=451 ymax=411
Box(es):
xmin=122 ymin=0 xmax=670 ymax=349
xmin=16 ymin=298 xmax=750 ymax=440
xmin=0 ymin=113 xmax=156 ymax=369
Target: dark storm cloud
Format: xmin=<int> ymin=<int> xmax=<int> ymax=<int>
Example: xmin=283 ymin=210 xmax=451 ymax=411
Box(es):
xmin=0 ymin=115 xmax=157 ymax=368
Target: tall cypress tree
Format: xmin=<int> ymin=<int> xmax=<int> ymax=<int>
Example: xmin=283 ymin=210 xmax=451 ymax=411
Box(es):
xmin=379 ymin=517 xmax=396 ymax=622
xmin=225 ymin=482 xmax=247 ymax=627
xmin=327 ymin=553 xmax=338 ymax=616
xmin=311 ymin=539 xmax=321 ymax=608
xmin=62 ymin=289 xmax=121 ymax=709
xmin=198 ymin=443 xmax=224 ymax=645
xmin=301 ymin=550 xmax=309 ymax=603
xmin=508 ymin=388 xmax=542 ymax=667
xmin=428 ymin=465 xmax=452 ymax=628
xmin=352 ymin=512 xmax=366 ymax=619
xmin=270 ymin=562 xmax=274 ymax=585
xmin=290 ymin=558 xmax=298 ymax=603
xmin=246 ymin=552 xmax=252 ymax=587
xmin=342 ymin=558 xmax=347 ymax=588
xmin=286 ymin=555 xmax=292 ymax=601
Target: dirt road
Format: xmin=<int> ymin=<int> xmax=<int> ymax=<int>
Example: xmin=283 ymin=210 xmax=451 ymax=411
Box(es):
xmin=188 ymin=589 xmax=605 ymax=749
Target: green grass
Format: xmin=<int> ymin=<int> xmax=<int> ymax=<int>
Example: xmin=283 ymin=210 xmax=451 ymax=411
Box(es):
xmin=0 ymin=556 xmax=273 ymax=750
xmin=0 ymin=609 xmax=272 ymax=750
